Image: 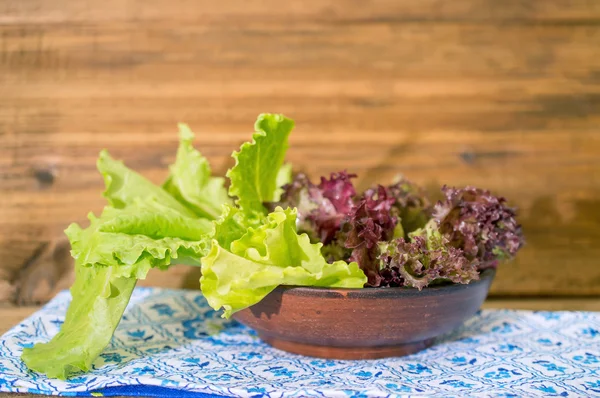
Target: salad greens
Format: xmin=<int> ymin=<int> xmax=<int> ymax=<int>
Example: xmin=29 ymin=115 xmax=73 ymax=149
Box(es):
xmin=163 ymin=123 xmax=232 ymax=219
xmin=21 ymin=112 xmax=524 ymax=380
xmin=432 ymin=186 xmax=523 ymax=269
xmin=275 ymin=173 xmax=523 ymax=289
xmin=21 ymin=114 xmax=366 ymax=379
xmin=22 ymin=124 xmax=225 ymax=379
xmin=378 ymin=220 xmax=479 ymax=290
xmin=201 ymin=207 xmax=365 ymax=318
xmin=227 ymin=113 xmax=294 ymax=215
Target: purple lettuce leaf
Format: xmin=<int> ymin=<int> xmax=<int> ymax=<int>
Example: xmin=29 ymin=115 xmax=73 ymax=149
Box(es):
xmin=386 ymin=178 xmax=433 ymax=235
xmin=378 ymin=222 xmax=479 ymax=289
xmin=318 ymin=172 xmax=356 ymax=215
xmin=274 ymin=174 xmax=523 ymax=288
xmin=342 ymin=186 xmax=398 ymax=287
xmin=272 ymin=171 xmax=357 ymax=244
xmin=433 ymin=186 xmax=524 ymax=269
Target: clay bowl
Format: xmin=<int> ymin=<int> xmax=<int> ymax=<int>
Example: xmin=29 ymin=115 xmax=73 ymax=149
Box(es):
xmin=233 ymin=269 xmax=495 ymax=360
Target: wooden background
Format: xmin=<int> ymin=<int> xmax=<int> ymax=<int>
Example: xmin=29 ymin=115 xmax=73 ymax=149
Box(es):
xmin=1 ymin=0 xmax=600 ymax=304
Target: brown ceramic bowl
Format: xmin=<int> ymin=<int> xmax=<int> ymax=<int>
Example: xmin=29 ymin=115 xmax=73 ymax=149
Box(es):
xmin=233 ymin=269 xmax=495 ymax=360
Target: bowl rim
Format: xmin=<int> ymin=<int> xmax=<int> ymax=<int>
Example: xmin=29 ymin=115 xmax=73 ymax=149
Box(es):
xmin=273 ymin=268 xmax=496 ymax=298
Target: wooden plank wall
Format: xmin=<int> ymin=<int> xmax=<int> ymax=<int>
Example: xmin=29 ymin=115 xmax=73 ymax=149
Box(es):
xmin=1 ymin=0 xmax=600 ymax=303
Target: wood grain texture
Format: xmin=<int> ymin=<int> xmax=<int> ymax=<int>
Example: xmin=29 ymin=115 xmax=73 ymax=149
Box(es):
xmin=1 ymin=0 xmax=600 ymax=301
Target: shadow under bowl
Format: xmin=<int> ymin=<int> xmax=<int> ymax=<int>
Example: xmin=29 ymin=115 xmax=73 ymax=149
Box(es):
xmin=233 ymin=269 xmax=495 ymax=360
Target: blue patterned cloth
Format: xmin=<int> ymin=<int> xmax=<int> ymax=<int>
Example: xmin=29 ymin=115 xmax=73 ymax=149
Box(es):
xmin=0 ymin=288 xmax=599 ymax=397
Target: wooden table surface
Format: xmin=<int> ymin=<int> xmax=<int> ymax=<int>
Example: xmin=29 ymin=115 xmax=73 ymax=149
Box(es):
xmin=1 ymin=298 xmax=599 ymax=398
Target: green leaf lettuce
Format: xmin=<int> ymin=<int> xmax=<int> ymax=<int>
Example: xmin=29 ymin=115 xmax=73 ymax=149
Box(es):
xmin=163 ymin=123 xmax=231 ymax=219
xmin=21 ymin=262 xmax=140 ymax=379
xmin=227 ymin=114 xmax=294 ymax=215
xmin=201 ymin=207 xmax=367 ymax=318
xmin=21 ymin=114 xmax=369 ymax=380
xmin=98 ymin=150 xmax=194 ymax=216
xmin=22 ymin=130 xmax=219 ymax=379
xmin=21 ymin=199 xmax=213 ymax=379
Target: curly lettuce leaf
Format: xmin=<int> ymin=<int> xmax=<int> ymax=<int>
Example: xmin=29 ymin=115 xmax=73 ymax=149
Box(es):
xmin=201 ymin=207 xmax=367 ymax=318
xmin=69 ymin=201 xmax=213 ymax=270
xmin=212 ymin=205 xmax=262 ymax=250
xmin=163 ymin=124 xmax=231 ymax=219
xmin=227 ymin=114 xmax=294 ymax=215
xmin=343 ymin=186 xmax=397 ymax=287
xmin=386 ymin=177 xmax=432 ymax=235
xmin=22 ymin=197 xmax=213 ymax=379
xmin=378 ymin=221 xmax=479 ymax=289
xmin=22 ymin=141 xmax=218 ymax=379
xmin=275 ymin=171 xmax=357 ymax=245
xmin=433 ymin=186 xmax=524 ymax=269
